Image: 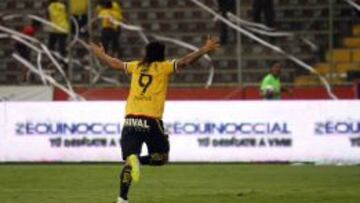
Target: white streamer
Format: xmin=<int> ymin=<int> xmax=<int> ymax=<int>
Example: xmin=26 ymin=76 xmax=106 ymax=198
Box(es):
xmin=0 ymin=23 xmax=81 ymax=100
xmin=28 ymin=14 xmax=67 ymax=33
xmin=13 ymin=53 xmax=83 ymax=101
xmin=11 ymin=35 xmax=42 ymax=53
xmin=345 ymin=0 xmax=360 ymax=11
xmin=301 ymin=38 xmax=318 ymax=52
xmin=190 ymin=0 xmax=337 ymax=99
xmin=226 ymin=12 xmax=273 ymax=31
xmin=0 ymin=25 xmax=40 ymax=44
xmin=21 ymin=15 xmax=116 ymax=86
xmin=2 ymin=14 xmax=119 ymax=93
xmin=41 ymin=44 xmax=77 ymax=95
xmin=287 ymin=55 xmax=337 ymax=99
xmin=69 ymin=16 xmax=80 ymax=48
xmin=40 ymin=44 xmax=67 ymax=78
xmin=98 ymin=16 xmax=150 ymax=43
xmin=245 ymin=26 xmax=294 ymax=37
xmin=1 ymin=14 xmax=22 ymax=21
xmin=227 ymin=12 xmax=318 ymax=49
xmin=138 ymin=30 xmax=150 ymax=44
xmin=36 ymin=53 xmax=47 ymax=85
xmin=0 ymin=34 xmax=9 ymax=39
xmin=96 ymin=15 xmax=215 ymax=87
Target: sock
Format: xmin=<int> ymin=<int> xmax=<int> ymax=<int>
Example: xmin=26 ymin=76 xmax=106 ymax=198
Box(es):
xmin=119 ymin=165 xmax=132 ymax=200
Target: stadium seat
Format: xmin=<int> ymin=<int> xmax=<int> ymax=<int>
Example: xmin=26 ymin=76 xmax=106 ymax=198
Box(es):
xmin=294 ymin=75 xmax=320 ymax=87
xmin=343 ymin=37 xmax=360 ymax=48
xmin=336 ymin=63 xmax=360 ymax=73
xmin=352 ymin=49 xmax=360 ymax=62
xmin=314 ymin=63 xmax=331 ymax=75
xmin=353 ymin=25 xmax=360 ymax=36
xmin=326 ymin=49 xmax=351 ymax=62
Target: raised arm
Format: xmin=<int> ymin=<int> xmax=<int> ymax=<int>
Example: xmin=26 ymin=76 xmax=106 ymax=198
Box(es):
xmin=89 ymin=42 xmax=125 ymax=70
xmin=177 ymin=36 xmax=220 ymax=70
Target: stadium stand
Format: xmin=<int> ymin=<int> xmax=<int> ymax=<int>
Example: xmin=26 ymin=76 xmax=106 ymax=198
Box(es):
xmin=0 ymin=0 xmax=357 ymax=87
xmin=295 ymin=22 xmax=360 ymax=86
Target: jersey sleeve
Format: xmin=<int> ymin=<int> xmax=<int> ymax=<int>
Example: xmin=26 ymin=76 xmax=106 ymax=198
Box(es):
xmin=163 ymin=60 xmax=178 ymax=74
xmin=124 ymin=61 xmax=139 ymax=74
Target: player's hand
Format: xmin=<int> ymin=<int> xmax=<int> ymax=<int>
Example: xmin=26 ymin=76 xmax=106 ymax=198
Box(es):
xmin=89 ymin=42 xmax=105 ymax=57
xmin=203 ymin=35 xmax=220 ymax=53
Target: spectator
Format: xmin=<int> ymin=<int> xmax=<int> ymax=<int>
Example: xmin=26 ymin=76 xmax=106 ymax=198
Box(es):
xmin=69 ymin=0 xmax=89 ymax=38
xmin=96 ymin=0 xmax=123 ymax=57
xmin=217 ymin=0 xmax=235 ymax=44
xmin=48 ymin=0 xmax=70 ymax=56
xmin=15 ymin=20 xmax=41 ymax=60
xmin=96 ymin=0 xmax=124 ymax=22
xmin=15 ymin=20 xmax=41 ymax=82
xmin=253 ymin=0 xmax=274 ymax=27
xmin=260 ymin=62 xmax=290 ymax=100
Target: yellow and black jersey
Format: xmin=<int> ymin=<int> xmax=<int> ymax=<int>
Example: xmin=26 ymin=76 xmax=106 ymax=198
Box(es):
xmin=96 ymin=1 xmax=123 ymax=28
xmin=124 ymin=60 xmax=177 ymax=119
xmin=48 ymin=2 xmax=70 ymax=33
xmin=97 ymin=8 xmax=119 ymax=30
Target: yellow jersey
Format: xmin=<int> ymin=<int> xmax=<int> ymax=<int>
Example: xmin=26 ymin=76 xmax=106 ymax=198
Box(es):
xmin=70 ymin=0 xmax=89 ymax=15
xmin=48 ymin=2 xmax=70 ymax=33
xmin=96 ymin=1 xmax=123 ymax=22
xmin=97 ymin=8 xmax=120 ymax=30
xmin=124 ymin=60 xmax=177 ymax=119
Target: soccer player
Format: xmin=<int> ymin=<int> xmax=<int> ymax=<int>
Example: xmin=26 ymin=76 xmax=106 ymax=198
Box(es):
xmin=260 ymin=62 xmax=291 ymax=100
xmin=89 ymin=36 xmax=219 ymax=203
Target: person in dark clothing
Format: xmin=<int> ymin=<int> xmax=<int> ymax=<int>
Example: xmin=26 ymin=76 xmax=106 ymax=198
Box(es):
xmin=15 ymin=20 xmax=41 ymax=60
xmin=253 ymin=0 xmax=275 ymax=27
xmin=217 ymin=0 xmax=236 ymax=44
xmin=97 ymin=0 xmax=122 ymax=57
xmin=69 ymin=0 xmax=89 ymax=38
xmin=47 ymin=0 xmax=70 ymax=56
xmin=15 ymin=20 xmax=41 ymax=82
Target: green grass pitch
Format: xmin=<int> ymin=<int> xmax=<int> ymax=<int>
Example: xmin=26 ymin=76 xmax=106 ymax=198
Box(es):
xmin=0 ymin=164 xmax=359 ymax=203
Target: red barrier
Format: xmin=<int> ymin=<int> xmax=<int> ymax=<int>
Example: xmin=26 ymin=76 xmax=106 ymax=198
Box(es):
xmin=54 ymin=85 xmax=355 ymax=101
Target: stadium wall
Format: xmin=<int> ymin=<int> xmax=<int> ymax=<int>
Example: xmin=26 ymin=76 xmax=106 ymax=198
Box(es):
xmin=0 ymin=86 xmax=53 ymax=101
xmin=0 ymin=101 xmax=359 ymax=164
xmin=53 ymin=86 xmax=356 ymax=101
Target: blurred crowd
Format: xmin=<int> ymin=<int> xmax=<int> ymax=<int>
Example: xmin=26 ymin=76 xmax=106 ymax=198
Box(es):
xmin=16 ymin=0 xmax=124 ymax=60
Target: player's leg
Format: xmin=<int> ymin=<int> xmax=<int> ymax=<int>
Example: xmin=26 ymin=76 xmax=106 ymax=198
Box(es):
xmin=118 ymin=164 xmax=131 ymax=203
xmin=58 ymin=33 xmax=68 ymax=56
xmin=48 ymin=32 xmax=56 ymax=52
xmin=252 ymin=0 xmax=262 ymax=23
xmin=139 ymin=152 xmax=169 ymax=166
xmin=118 ymin=127 xmax=142 ymax=202
xmin=264 ymin=0 xmax=274 ymax=27
xmin=126 ymin=153 xmax=140 ymax=182
xmin=101 ymin=28 xmax=111 ymax=53
xmin=142 ymin=119 xmax=170 ymax=166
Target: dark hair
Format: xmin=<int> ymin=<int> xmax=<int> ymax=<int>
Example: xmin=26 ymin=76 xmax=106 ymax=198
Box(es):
xmin=140 ymin=41 xmax=165 ymax=67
